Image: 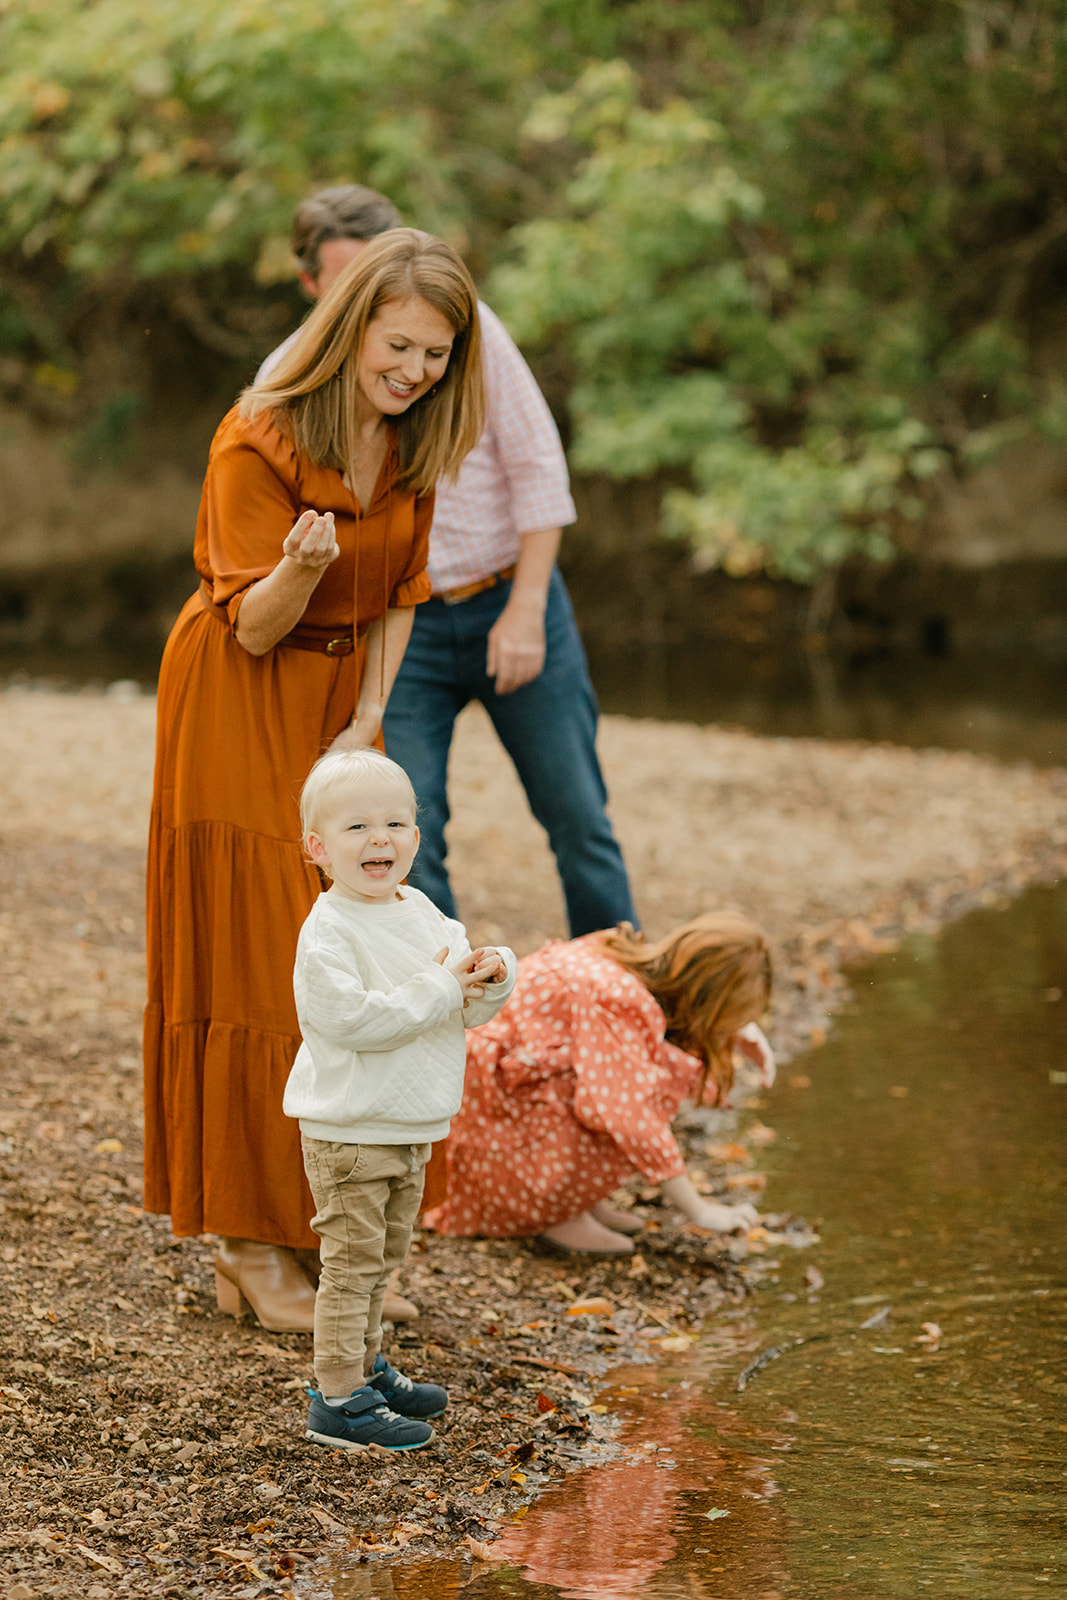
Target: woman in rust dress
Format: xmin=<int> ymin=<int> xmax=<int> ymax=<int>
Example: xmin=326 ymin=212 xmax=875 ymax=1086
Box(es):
xmin=143 ymin=229 xmax=484 ymax=1330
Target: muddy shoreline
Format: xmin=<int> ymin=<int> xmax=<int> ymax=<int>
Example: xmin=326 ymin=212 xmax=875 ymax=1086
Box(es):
xmin=2 ymin=686 xmax=1067 ymax=1598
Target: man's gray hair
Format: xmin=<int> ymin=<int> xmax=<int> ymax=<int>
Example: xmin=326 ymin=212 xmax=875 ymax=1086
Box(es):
xmin=291 ymin=185 xmax=402 ymax=278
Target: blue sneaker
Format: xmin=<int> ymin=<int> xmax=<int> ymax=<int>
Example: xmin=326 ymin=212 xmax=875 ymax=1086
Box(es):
xmin=306 ymin=1384 xmax=434 ymax=1453
xmin=369 ymin=1353 xmax=448 ymax=1420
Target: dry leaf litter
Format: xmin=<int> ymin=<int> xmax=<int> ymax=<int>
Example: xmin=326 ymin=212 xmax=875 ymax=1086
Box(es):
xmin=3 ymin=684 xmax=1067 ymax=1598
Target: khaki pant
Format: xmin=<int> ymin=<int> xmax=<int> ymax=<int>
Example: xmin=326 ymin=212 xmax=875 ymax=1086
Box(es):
xmin=300 ymin=1137 xmax=429 ymax=1398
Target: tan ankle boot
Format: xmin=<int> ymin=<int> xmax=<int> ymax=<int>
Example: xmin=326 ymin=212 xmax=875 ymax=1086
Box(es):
xmin=382 ymin=1267 xmax=419 ymax=1324
xmin=214 ymin=1238 xmax=317 ymax=1333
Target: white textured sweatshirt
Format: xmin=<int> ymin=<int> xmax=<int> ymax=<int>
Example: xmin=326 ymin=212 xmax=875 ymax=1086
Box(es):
xmin=283 ymin=887 xmax=516 ymax=1144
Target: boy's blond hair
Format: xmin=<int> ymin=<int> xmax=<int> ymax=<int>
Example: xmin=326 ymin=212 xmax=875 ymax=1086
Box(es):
xmin=300 ymin=748 xmax=417 ymax=845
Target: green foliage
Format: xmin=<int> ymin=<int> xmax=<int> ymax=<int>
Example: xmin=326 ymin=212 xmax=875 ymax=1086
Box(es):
xmin=1 ymin=0 xmax=1066 ymax=572
xmin=491 ymin=6 xmax=1067 ymax=578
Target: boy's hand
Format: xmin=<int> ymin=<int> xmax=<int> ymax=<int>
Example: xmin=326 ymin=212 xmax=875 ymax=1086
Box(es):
xmin=468 ymin=946 xmax=507 ymax=983
xmin=435 ymin=947 xmax=505 ymax=1006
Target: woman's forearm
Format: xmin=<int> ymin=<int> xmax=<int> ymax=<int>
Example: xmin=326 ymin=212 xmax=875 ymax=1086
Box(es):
xmin=234 ymin=558 xmax=326 ymax=655
xmin=332 ymin=605 xmax=416 ymax=750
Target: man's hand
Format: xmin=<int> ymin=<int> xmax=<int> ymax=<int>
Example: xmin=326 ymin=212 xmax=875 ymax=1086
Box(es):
xmin=486 ymin=593 xmax=546 ymax=695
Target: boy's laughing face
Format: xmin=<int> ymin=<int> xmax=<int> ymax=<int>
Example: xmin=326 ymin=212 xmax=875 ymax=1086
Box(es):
xmin=307 ymin=775 xmax=419 ymax=903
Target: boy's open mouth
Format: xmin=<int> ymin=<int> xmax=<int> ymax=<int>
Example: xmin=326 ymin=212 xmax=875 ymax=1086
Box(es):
xmin=361 ymin=857 xmax=395 ymax=877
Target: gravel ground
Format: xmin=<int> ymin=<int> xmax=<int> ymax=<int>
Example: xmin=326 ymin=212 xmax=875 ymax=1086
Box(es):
xmin=2 ymin=684 xmax=1067 ymax=1600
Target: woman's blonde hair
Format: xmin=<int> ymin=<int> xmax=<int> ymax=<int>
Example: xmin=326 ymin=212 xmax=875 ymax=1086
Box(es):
xmin=595 ymin=912 xmax=772 ymax=1102
xmin=242 ymin=228 xmax=484 ymax=496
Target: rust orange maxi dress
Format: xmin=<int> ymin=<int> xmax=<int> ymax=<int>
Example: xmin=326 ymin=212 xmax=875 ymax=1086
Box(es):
xmin=143 ymin=405 xmax=432 ymax=1249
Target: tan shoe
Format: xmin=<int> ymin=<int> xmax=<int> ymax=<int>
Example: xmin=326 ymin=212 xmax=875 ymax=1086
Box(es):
xmin=213 ymin=1238 xmax=317 ymax=1333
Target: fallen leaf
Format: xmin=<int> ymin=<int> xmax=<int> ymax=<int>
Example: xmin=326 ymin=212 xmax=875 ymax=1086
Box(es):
xmin=861 ymin=1305 xmax=892 ymax=1330
xmin=706 ymin=1141 xmax=752 ymax=1165
xmin=703 ymin=1508 xmax=730 ymax=1521
xmin=94 ymin=1138 xmax=123 ymax=1154
xmin=914 ymin=1322 xmax=942 ymax=1347
xmin=468 ymin=1536 xmax=495 ymax=1560
xmin=510 ymin=1468 xmax=527 ymax=1485
xmin=215 ymin=1548 xmax=269 ymax=1580
xmin=535 ymin=1392 xmax=556 ymax=1414
xmin=746 ymin=1121 xmax=777 ymax=1146
xmin=308 ymin=1505 xmax=345 ymax=1532
xmin=566 ymin=1297 xmax=612 ymax=1318
xmin=657 ymin=1335 xmax=694 ymax=1352
xmin=804 ymin=1266 xmax=825 ymax=1291
xmin=789 ymin=1073 xmax=813 ymax=1088
xmin=726 ymin=1171 xmax=766 ymax=1191
xmin=72 ymin=1543 xmax=124 ymax=1574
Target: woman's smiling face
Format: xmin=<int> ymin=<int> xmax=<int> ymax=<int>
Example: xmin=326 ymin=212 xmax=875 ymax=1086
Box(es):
xmin=354 ymin=295 xmax=455 ymax=421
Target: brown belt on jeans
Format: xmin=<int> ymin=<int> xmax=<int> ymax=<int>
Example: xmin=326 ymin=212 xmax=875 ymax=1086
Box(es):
xmin=198 ymin=581 xmax=366 ymax=655
xmin=434 ymin=564 xmax=516 ymax=606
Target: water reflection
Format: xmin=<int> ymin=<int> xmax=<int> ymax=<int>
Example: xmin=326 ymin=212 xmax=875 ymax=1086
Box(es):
xmin=310 ymin=882 xmax=1066 ymax=1599
xmin=588 ymin=642 xmax=1067 ymax=768
xmin=8 ymin=638 xmax=1067 ymax=768
xmin=489 ymin=1368 xmax=789 ymax=1599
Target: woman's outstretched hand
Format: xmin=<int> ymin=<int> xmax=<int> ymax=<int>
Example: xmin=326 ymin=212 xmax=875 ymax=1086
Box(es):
xmin=283 ymin=509 xmax=340 ymax=571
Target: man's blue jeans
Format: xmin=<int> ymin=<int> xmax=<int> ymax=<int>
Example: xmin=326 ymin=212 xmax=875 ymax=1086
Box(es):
xmin=383 ymin=569 xmax=636 ymax=937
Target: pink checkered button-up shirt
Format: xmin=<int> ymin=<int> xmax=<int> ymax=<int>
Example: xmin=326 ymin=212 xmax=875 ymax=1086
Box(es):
xmin=428 ymin=302 xmax=576 ymax=592
xmin=256 ymin=300 xmax=576 ymax=595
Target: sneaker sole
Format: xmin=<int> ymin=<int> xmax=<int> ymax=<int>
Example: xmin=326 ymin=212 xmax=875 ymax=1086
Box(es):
xmin=306 ymin=1428 xmax=432 ymax=1454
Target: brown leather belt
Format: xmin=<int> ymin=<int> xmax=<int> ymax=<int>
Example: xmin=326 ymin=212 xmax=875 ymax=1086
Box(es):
xmin=279 ymin=625 xmax=367 ymax=655
xmin=198 ymin=581 xmax=366 ymax=655
xmin=434 ymin=565 xmax=516 ymax=606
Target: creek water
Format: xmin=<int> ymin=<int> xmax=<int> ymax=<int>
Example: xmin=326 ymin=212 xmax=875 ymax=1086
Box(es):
xmin=310 ymin=881 xmax=1067 ymax=1599
xmin=8 ymin=639 xmax=1067 ymax=768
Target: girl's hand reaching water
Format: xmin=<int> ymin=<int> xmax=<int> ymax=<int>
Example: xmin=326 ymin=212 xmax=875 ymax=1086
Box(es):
xmin=686 ymin=1198 xmax=760 ymax=1234
xmin=661 ymin=1173 xmax=760 ymax=1234
xmin=734 ymin=1020 xmax=776 ymax=1086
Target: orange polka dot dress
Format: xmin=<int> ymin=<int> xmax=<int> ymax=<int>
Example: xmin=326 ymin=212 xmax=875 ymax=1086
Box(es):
xmin=424 ymin=936 xmax=702 ymax=1238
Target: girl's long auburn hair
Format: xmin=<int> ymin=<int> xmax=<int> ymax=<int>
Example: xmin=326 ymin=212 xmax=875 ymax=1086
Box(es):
xmin=595 ymin=912 xmax=772 ymax=1103
xmin=240 ymin=228 xmax=484 ymax=496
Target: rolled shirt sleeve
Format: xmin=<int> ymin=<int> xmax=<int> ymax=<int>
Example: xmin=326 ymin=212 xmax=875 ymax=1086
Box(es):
xmin=427 ymin=303 xmax=577 ymax=592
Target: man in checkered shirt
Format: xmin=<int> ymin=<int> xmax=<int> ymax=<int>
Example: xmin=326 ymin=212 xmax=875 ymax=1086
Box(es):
xmin=258 ymin=185 xmax=636 ymax=937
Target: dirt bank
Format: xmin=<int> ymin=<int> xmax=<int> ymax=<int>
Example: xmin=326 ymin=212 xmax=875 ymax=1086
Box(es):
xmin=2 ymin=685 xmax=1066 ymax=1599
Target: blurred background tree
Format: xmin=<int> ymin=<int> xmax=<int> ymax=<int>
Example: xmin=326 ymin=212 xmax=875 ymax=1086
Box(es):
xmin=2 ymin=0 xmax=1066 ymax=581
